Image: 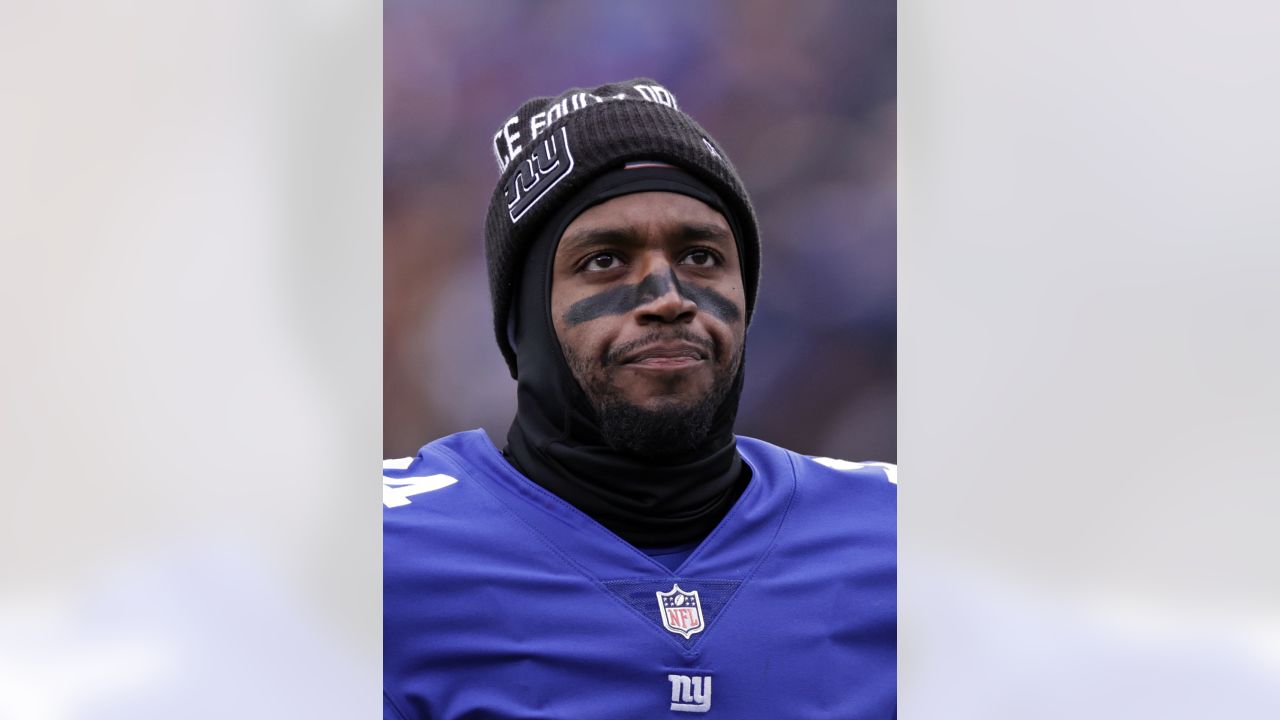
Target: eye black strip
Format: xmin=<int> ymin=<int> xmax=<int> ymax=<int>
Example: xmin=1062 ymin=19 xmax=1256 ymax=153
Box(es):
xmin=562 ymin=271 xmax=741 ymax=326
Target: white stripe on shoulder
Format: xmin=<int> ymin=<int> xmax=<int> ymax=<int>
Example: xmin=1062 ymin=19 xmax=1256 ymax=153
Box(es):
xmin=383 ymin=474 xmax=459 ymax=508
xmin=383 ymin=457 xmax=414 ymax=470
xmin=811 ymin=457 xmax=897 ymax=485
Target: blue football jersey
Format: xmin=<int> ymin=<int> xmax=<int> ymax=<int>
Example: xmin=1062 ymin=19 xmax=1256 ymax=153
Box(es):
xmin=384 ymin=430 xmax=896 ymax=719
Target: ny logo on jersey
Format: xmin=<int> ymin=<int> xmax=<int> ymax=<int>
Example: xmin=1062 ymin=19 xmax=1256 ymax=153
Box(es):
xmin=667 ymin=674 xmax=712 ymax=713
xmin=656 ymin=584 xmax=705 ymax=638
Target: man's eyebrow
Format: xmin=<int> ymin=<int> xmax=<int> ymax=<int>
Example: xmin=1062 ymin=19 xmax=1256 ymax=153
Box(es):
xmin=558 ymin=227 xmax=642 ymax=253
xmin=675 ymin=222 xmax=733 ymax=243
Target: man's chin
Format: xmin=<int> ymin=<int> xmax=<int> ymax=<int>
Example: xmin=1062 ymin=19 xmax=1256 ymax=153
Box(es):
xmin=595 ymin=395 xmax=718 ymax=458
xmin=621 ymin=392 xmax=706 ymax=415
xmin=572 ymin=353 xmax=742 ymax=457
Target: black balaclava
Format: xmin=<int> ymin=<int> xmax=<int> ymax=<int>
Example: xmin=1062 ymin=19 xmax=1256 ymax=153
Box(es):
xmin=504 ymin=164 xmax=750 ymax=548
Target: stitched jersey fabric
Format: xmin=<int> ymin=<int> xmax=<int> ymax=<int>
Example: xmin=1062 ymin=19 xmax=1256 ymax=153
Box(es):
xmin=384 ymin=430 xmax=896 ymax=719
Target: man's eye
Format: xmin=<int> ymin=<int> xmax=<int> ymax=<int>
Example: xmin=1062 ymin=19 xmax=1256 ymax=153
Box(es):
xmin=681 ymin=249 xmax=719 ymax=267
xmin=583 ymin=253 xmax=622 ymax=272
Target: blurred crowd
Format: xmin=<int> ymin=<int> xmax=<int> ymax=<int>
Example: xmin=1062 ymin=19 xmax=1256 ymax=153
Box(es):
xmin=385 ymin=0 xmax=896 ymax=461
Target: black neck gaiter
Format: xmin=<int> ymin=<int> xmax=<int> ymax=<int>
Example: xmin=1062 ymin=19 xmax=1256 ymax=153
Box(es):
xmin=504 ymin=166 xmax=750 ymax=548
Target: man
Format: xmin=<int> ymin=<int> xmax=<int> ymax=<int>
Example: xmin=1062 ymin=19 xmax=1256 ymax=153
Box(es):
xmin=384 ymin=79 xmax=896 ymax=719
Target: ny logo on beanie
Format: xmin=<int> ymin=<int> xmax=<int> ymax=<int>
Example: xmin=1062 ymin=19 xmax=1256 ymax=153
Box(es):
xmin=503 ymin=127 xmax=575 ymax=222
xmin=494 ymin=82 xmax=683 ymax=224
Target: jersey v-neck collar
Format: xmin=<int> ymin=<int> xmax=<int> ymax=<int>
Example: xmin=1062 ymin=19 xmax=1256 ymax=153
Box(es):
xmin=442 ymin=430 xmax=796 ymax=582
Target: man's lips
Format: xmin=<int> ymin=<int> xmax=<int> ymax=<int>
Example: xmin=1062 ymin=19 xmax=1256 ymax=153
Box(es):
xmin=617 ymin=342 xmax=708 ymax=367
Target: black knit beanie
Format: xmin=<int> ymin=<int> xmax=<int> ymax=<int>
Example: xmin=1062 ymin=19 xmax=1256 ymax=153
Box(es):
xmin=484 ymin=78 xmax=761 ymax=378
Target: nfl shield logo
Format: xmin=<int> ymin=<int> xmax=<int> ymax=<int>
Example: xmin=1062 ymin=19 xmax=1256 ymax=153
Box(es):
xmin=656 ymin=584 xmax=705 ymax=638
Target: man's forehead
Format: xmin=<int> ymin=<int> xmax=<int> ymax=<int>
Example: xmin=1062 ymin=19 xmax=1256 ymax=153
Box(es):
xmin=558 ymin=192 xmax=732 ymax=246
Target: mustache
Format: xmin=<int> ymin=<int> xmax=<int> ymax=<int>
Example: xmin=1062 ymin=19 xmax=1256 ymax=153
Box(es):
xmin=603 ymin=329 xmax=716 ymax=366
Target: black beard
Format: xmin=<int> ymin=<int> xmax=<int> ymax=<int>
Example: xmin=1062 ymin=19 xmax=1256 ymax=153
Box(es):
xmin=563 ymin=335 xmax=741 ymax=459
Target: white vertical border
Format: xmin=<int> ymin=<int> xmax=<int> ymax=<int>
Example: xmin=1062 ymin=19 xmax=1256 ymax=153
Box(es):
xmin=901 ymin=2 xmax=1280 ymax=717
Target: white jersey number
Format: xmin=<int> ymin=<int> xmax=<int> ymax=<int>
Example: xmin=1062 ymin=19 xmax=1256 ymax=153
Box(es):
xmin=382 ymin=458 xmax=458 ymax=507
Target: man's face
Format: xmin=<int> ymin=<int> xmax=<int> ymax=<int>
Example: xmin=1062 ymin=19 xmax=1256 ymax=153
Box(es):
xmin=551 ymin=191 xmax=747 ymax=455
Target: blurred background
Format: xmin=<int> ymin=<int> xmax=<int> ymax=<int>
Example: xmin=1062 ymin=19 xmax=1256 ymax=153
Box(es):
xmin=384 ymin=0 xmax=897 ymax=461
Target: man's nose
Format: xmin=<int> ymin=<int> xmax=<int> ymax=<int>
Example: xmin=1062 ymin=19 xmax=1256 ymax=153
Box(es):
xmin=634 ymin=259 xmax=697 ymax=324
